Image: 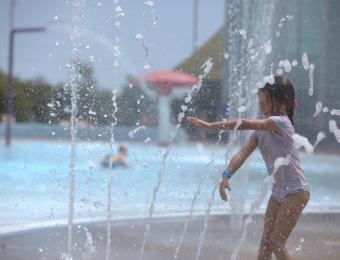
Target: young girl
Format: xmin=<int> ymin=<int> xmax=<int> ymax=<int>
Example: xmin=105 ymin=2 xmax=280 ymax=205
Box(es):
xmin=186 ymin=76 xmax=309 ymax=260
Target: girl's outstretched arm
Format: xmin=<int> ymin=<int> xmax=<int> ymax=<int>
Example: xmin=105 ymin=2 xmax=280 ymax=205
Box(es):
xmin=186 ymin=116 xmax=281 ymax=134
xmin=220 ymin=136 xmax=258 ymax=201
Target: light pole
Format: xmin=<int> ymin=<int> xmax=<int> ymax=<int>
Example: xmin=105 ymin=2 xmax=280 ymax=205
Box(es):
xmin=5 ymin=0 xmax=45 ymax=146
xmin=192 ymin=0 xmax=199 ymax=52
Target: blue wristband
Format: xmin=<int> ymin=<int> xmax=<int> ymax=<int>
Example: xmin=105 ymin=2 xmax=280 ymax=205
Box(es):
xmin=222 ymin=168 xmax=234 ymax=179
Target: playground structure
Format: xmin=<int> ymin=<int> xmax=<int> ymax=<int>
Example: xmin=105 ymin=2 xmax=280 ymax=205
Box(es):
xmin=131 ymin=70 xmax=198 ymax=144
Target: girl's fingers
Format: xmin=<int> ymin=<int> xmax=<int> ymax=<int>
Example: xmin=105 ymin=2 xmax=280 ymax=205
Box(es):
xmin=186 ymin=116 xmax=196 ymax=122
xmin=226 ymin=182 xmax=231 ymax=191
xmin=219 ymin=182 xmax=227 ymax=201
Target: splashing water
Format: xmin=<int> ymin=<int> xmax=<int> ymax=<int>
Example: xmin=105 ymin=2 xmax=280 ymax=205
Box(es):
xmin=194 ymin=146 xmax=233 ymax=259
xmin=231 ymin=119 xmax=243 ymax=141
xmin=106 ymin=89 xmax=118 ymax=260
xmin=313 ymin=101 xmax=322 ymax=117
xmin=230 ymin=155 xmax=291 ymax=260
xmin=112 ymin=1 xmax=123 ymax=68
xmin=138 ymin=59 xmax=213 ymax=260
xmin=314 ymin=132 xmax=326 ymax=148
xmin=279 ymin=59 xmax=292 ymax=73
xmin=128 ymin=126 xmax=147 ymax=138
xmin=138 ymin=150 xmax=169 ymax=260
xmin=308 ymin=63 xmax=315 ymax=96
xmin=195 ymin=181 xmax=219 ymax=260
xmin=263 ymin=40 xmax=272 ymax=55
xmin=294 ymin=237 xmax=305 ymax=252
xmin=330 ymin=109 xmax=340 ymax=116
xmin=239 ymin=29 xmax=247 ymax=39
xmin=302 ymin=52 xmax=309 ymax=71
xmin=173 ymin=160 xmax=214 ymax=260
xmin=82 ymin=229 xmax=96 ymax=259
xmin=329 ymin=120 xmax=340 ymax=143
xmin=144 ymin=0 xmax=158 ymax=25
xmin=67 ymin=0 xmax=85 ymax=257
xmin=135 ymin=33 xmax=150 ymax=69
xmin=262 ymin=75 xmax=275 ymax=85
xmin=293 ymin=133 xmax=314 ymax=156
xmin=226 ymin=0 xmax=276 ymax=236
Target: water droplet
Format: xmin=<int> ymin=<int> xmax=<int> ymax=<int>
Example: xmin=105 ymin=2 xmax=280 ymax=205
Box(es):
xmin=144 ymin=0 xmax=155 ymax=6
xmin=263 ymin=75 xmax=275 ymax=85
xmin=237 ymin=106 xmax=247 ymax=113
xmin=279 ymin=60 xmax=292 ymax=73
xmin=294 ymin=244 xmax=302 ymax=251
xmin=239 ymin=29 xmax=247 ymax=39
xmin=181 ymin=105 xmax=188 ymax=111
xmin=115 ymin=6 xmax=124 ymax=17
xmin=330 ymin=109 xmax=340 ymax=116
xmin=113 ymin=46 xmax=120 ymax=57
xmin=276 ymin=68 xmax=284 ymax=75
xmin=263 ymin=40 xmax=272 ymax=55
xmin=302 ymin=53 xmax=309 ymax=70
xmin=135 ymin=33 xmax=144 ymax=41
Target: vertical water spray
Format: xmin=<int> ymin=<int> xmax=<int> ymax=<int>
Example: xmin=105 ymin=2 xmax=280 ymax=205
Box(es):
xmin=225 ymin=0 xmax=275 ymax=232
xmin=175 ymin=135 xmax=231 ymax=259
xmin=230 ymin=155 xmax=291 ymax=260
xmin=105 ymin=89 xmax=118 ymax=260
xmin=194 ymin=180 xmax=220 ymax=260
xmin=138 ymin=59 xmax=213 ymax=260
xmin=106 ymin=1 xmax=122 ymax=258
xmin=67 ymin=0 xmax=85 ymax=257
xmin=173 ymin=159 xmax=214 ymax=260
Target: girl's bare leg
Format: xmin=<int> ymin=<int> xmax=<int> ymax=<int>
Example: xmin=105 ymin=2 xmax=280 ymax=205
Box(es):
xmin=268 ymin=191 xmax=310 ymax=260
xmin=258 ymin=196 xmax=281 ymax=260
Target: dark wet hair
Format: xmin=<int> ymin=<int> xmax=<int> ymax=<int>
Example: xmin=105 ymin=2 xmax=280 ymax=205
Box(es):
xmin=118 ymin=145 xmax=128 ymax=154
xmin=260 ymin=76 xmax=295 ymax=125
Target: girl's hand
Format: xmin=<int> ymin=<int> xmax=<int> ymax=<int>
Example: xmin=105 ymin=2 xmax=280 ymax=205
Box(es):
xmin=186 ymin=117 xmax=211 ymax=129
xmin=219 ymin=175 xmax=231 ymax=201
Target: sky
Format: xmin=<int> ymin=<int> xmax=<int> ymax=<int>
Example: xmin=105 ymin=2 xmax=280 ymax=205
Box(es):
xmin=0 ymin=0 xmax=225 ymax=90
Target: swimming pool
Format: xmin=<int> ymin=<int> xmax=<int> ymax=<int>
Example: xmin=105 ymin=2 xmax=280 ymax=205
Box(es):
xmin=0 ymin=140 xmax=339 ymax=234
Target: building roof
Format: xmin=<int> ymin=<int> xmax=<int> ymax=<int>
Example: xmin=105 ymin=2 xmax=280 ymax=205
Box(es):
xmin=175 ymin=26 xmax=225 ymax=81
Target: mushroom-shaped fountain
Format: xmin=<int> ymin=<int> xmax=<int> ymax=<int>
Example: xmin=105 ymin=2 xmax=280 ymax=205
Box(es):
xmin=131 ymin=71 xmax=198 ymax=145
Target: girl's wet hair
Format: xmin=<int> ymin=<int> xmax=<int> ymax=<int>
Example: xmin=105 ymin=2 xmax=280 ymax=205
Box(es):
xmin=260 ymin=76 xmax=295 ymax=125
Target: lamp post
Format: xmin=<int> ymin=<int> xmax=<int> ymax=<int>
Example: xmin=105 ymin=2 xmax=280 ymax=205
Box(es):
xmin=192 ymin=0 xmax=199 ymax=52
xmin=5 ymin=0 xmax=45 ymax=146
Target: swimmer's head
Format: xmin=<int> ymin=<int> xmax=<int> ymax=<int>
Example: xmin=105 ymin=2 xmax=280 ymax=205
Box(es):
xmin=118 ymin=145 xmax=128 ymax=155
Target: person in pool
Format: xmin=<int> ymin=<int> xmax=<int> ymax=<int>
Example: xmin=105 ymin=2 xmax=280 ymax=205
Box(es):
xmin=186 ymin=76 xmax=309 ymax=260
xmin=101 ymin=145 xmax=129 ymax=169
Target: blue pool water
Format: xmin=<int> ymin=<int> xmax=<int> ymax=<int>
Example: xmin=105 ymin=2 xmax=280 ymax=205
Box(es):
xmin=0 ymin=140 xmax=339 ymax=234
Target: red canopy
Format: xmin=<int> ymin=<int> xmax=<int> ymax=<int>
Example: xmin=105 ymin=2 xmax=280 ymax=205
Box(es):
xmin=131 ymin=71 xmax=198 ymax=96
